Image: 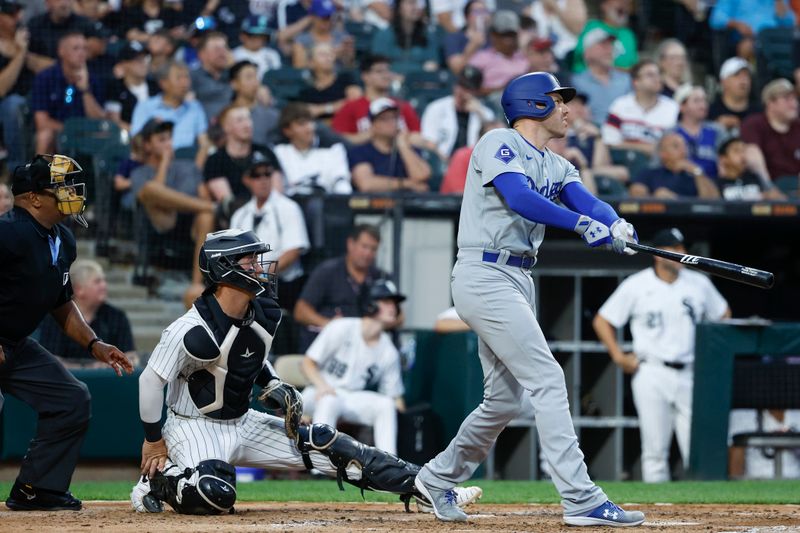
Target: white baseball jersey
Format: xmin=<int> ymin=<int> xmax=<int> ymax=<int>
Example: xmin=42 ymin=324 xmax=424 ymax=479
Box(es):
xmin=229 ymin=192 xmax=310 ymax=282
xmin=599 ymin=268 xmax=729 ymax=364
xmin=306 ymin=317 xmax=404 ymax=397
xmin=273 ymin=142 xmax=352 ymax=196
xmin=457 ymin=128 xmax=583 ymax=256
xmin=602 ymin=93 xmax=679 ymax=147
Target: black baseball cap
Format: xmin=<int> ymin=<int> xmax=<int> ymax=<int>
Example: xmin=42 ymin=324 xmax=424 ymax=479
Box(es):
xmin=11 ymin=156 xmax=54 ymax=195
xmin=651 ymin=227 xmax=685 ymax=248
xmin=0 ymin=0 xmax=21 ymax=15
xmin=140 ymin=118 xmax=174 ymax=139
xmin=246 ymin=150 xmax=278 ymax=174
xmin=117 ymin=40 xmax=148 ymax=62
xmin=457 ymin=65 xmax=483 ymax=91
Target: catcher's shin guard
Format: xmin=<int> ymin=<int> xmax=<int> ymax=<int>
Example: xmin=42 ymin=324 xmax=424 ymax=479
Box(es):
xmin=148 ymin=460 xmax=237 ymax=515
xmin=298 ymin=423 xmax=421 ymax=500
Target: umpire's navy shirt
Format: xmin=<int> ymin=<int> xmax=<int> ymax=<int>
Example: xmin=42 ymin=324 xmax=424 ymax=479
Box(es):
xmin=0 ymin=206 xmax=76 ymax=344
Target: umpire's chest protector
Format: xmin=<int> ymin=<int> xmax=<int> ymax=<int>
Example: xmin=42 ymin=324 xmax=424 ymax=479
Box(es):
xmin=181 ymin=294 xmax=281 ymax=420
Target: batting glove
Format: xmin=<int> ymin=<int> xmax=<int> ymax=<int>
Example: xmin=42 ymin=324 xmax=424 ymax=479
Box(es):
xmin=610 ymin=218 xmax=638 ymax=256
xmin=575 ymin=216 xmax=627 ymax=254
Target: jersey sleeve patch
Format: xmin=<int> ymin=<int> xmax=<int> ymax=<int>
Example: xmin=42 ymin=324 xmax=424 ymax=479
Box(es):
xmin=494 ymin=143 xmax=517 ymax=165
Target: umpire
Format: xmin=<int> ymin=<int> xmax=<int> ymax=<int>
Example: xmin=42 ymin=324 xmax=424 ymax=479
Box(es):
xmin=0 ymin=154 xmax=133 ymax=511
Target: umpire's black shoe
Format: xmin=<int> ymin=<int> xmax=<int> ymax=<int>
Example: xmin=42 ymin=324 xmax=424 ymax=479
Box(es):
xmin=6 ymin=481 xmax=82 ymax=511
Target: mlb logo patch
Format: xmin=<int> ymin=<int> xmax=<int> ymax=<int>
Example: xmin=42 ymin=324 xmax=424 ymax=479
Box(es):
xmin=494 ymin=143 xmax=516 ymax=165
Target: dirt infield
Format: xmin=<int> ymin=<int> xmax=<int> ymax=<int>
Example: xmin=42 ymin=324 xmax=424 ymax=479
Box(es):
xmin=1 ymin=502 xmax=798 ymax=532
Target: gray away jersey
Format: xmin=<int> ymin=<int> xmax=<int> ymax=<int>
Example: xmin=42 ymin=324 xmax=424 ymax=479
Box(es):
xmin=457 ymin=128 xmax=582 ymax=256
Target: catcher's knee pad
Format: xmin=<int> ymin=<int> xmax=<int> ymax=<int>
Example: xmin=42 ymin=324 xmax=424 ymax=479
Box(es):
xmin=149 ymin=459 xmax=237 ymax=515
xmin=299 ymin=423 xmax=420 ymax=497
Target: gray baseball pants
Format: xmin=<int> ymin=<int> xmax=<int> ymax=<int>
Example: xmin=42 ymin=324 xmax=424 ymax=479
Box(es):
xmin=417 ymin=253 xmax=607 ymax=515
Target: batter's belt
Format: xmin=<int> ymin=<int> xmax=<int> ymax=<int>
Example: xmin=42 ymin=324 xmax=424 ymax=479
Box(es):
xmin=458 ymin=248 xmax=537 ymax=270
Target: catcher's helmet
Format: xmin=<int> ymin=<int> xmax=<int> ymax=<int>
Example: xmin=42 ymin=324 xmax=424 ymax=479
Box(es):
xmin=199 ymin=229 xmax=278 ymax=297
xmin=365 ymin=279 xmax=406 ymax=316
xmin=501 ymin=72 xmax=576 ymax=125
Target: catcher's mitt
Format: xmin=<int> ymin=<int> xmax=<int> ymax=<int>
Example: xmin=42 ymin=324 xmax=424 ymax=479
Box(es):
xmin=258 ymin=380 xmax=303 ymax=442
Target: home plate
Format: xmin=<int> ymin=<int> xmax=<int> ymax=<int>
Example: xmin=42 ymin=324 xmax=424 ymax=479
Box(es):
xmin=645 ymin=521 xmax=703 ymax=526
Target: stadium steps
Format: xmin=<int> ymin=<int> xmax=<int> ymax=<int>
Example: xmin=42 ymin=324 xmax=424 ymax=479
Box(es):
xmin=76 ymin=239 xmax=185 ymax=355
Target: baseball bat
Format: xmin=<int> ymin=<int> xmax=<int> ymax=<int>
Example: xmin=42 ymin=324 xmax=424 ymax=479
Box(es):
xmin=625 ymin=242 xmax=775 ymax=289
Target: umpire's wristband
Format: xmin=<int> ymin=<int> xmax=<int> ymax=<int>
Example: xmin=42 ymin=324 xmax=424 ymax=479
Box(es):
xmin=142 ymin=421 xmax=163 ymax=442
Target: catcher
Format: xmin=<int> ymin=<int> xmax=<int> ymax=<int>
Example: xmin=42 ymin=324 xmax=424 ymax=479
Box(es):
xmin=131 ymin=229 xmax=481 ymax=515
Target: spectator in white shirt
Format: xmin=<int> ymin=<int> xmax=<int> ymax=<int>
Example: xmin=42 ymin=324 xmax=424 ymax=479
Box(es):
xmin=420 ymin=65 xmax=493 ymax=159
xmin=274 ymin=102 xmax=352 ymax=195
xmin=602 ymin=59 xmax=679 ymax=156
xmin=229 ymin=152 xmax=311 ymax=310
xmin=233 ymin=15 xmax=282 ymax=82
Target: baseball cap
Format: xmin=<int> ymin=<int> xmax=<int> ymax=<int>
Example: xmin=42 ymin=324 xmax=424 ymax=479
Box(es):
xmin=117 ymin=40 xmax=148 ymax=62
xmin=457 ymin=65 xmax=483 ymax=91
xmin=190 ymin=15 xmax=216 ymax=35
xmin=0 ymin=0 xmax=21 ymax=15
xmin=369 ymin=97 xmax=399 ymax=120
xmin=139 ymin=118 xmax=174 ymax=139
xmin=651 ymin=227 xmax=685 ymax=248
xmin=11 ymin=156 xmax=55 ymax=195
xmin=491 ymin=10 xmax=520 ymax=33
xmin=582 ymin=27 xmax=616 ymax=49
xmin=719 ymin=57 xmax=751 ymax=81
xmin=529 ymin=37 xmax=554 ymax=52
xmin=673 ymin=84 xmax=698 ymax=106
xmin=310 ymin=0 xmax=336 ymax=18
xmin=246 ymin=150 xmax=278 ymax=174
xmin=241 ymin=14 xmax=271 ymax=36
xmin=761 ymin=78 xmax=795 ymax=104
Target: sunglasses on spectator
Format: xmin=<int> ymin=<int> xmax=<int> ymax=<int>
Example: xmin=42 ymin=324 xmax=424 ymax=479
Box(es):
xmin=250 ymin=169 xmax=274 ymax=178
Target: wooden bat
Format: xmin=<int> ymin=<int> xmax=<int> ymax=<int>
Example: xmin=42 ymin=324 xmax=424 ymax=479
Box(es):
xmin=625 ymin=242 xmax=774 ymax=290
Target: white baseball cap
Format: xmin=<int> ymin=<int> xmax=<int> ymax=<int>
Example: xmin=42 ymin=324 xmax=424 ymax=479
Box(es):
xmin=719 ymin=57 xmax=751 ymax=81
xmin=369 ymin=97 xmax=399 ymax=120
xmin=583 ymin=27 xmax=616 ymax=49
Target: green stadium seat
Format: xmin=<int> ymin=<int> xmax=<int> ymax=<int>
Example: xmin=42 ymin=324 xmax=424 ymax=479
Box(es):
xmin=263 ymin=66 xmax=312 ymax=103
xmin=755 ymin=28 xmax=796 ymax=91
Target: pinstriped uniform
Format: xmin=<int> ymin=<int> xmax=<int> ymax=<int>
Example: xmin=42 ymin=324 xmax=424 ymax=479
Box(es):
xmin=146 ymin=308 xmax=344 ymax=478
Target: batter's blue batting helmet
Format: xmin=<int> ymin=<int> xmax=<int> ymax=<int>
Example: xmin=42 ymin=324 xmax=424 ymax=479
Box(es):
xmin=501 ymin=72 xmax=576 ymax=125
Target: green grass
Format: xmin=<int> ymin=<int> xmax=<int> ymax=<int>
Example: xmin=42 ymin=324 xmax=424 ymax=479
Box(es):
xmin=2 ymin=480 xmax=798 ymax=504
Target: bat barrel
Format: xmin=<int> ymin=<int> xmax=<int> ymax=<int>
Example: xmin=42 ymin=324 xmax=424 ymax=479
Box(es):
xmin=625 ymin=242 xmax=774 ymax=290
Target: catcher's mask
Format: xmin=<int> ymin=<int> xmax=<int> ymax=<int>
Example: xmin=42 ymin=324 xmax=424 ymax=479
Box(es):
xmin=199 ymin=229 xmax=278 ymax=298
xmin=12 ymin=154 xmax=88 ymax=228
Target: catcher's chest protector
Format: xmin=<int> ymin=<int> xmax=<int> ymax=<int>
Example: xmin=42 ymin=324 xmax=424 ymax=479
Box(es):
xmin=183 ymin=294 xmax=281 ymax=420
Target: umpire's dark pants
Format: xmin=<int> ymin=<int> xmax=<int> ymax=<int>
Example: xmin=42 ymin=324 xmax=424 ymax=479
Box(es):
xmin=0 ymin=337 xmax=91 ymax=492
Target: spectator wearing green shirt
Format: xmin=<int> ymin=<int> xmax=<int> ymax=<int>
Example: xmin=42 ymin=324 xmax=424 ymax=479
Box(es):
xmin=370 ymin=0 xmax=441 ymax=71
xmin=572 ymin=0 xmax=638 ymax=73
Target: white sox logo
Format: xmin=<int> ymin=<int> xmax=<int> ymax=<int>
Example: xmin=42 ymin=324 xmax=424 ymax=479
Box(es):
xmin=680 ymin=255 xmax=701 ymax=265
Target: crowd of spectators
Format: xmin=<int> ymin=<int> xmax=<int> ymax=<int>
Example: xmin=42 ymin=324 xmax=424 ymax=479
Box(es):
xmin=1 ymin=0 xmax=800 ymax=305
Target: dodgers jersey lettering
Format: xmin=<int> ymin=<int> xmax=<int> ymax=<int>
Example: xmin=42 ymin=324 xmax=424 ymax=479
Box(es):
xmin=458 ymin=128 xmax=582 ymax=256
xmin=598 ymin=268 xmax=728 ymax=364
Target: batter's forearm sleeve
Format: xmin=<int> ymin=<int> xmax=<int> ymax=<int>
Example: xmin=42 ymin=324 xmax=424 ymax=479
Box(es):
xmin=493 ymin=172 xmax=582 ymax=231
xmin=140 ymin=366 xmax=167 ymax=441
xmin=559 ymin=181 xmax=619 ymax=227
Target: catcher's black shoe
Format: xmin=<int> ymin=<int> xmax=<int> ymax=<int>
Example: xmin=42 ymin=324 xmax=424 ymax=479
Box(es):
xmin=6 ymin=481 xmax=82 ymax=511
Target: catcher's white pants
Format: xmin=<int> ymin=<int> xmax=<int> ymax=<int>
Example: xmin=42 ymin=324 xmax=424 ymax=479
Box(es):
xmin=631 ymin=362 xmax=693 ymax=482
xmin=162 ymin=409 xmax=340 ymax=476
xmin=302 ymin=387 xmax=398 ymax=455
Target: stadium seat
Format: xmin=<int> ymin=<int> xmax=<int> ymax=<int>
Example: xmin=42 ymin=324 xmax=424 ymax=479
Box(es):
xmin=92 ymin=144 xmax=133 ymax=257
xmin=401 ymin=70 xmax=454 ymax=114
xmin=609 ymin=147 xmax=653 ymax=180
xmin=344 ymin=21 xmax=378 ymax=61
xmin=57 ymin=117 xmax=124 ymax=157
xmin=263 ymin=66 xmax=312 ymax=105
xmin=273 ymin=354 xmax=310 ymax=388
xmin=755 ymin=27 xmax=797 ymax=92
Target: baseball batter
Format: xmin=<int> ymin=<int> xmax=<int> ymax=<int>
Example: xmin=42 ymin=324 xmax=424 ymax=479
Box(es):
xmin=301 ymin=280 xmax=406 ymax=455
xmin=413 ymin=72 xmax=645 ymax=527
xmin=593 ymin=228 xmax=730 ymax=482
xmin=131 ymin=229 xmax=481 ymax=515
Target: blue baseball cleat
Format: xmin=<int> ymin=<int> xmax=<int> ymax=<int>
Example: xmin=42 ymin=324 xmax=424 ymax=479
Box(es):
xmin=564 ymin=500 xmax=645 ymax=527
